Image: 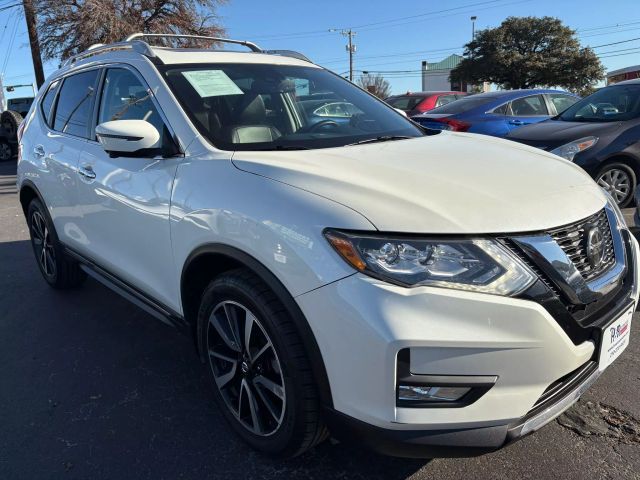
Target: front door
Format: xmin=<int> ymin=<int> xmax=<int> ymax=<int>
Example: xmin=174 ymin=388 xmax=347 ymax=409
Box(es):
xmin=74 ymin=67 xmax=181 ymax=309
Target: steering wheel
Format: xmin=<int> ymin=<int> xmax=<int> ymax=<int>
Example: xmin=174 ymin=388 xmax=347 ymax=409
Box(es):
xmin=303 ymin=119 xmax=341 ymax=133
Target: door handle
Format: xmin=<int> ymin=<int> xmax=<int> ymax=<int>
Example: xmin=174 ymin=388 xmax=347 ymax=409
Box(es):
xmin=78 ymin=165 xmax=96 ymax=180
xmin=33 ymin=145 xmax=45 ymax=158
xmin=509 ymin=120 xmax=525 ymax=126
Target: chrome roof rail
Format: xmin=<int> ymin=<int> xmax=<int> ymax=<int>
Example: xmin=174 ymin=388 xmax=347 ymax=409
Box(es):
xmin=62 ymin=40 xmax=156 ymax=66
xmin=263 ymin=49 xmax=312 ymax=63
xmin=124 ymin=33 xmax=262 ymax=53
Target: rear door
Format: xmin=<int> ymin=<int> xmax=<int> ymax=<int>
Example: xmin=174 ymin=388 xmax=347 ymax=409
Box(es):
xmin=28 ymin=69 xmax=100 ymax=249
xmin=74 ymin=66 xmax=181 ymax=308
xmin=506 ymin=94 xmax=550 ymax=131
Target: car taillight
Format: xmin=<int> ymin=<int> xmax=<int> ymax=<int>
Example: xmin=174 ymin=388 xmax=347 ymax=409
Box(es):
xmin=435 ymin=118 xmax=471 ymax=132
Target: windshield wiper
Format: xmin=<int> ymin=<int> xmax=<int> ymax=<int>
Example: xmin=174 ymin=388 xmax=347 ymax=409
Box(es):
xmin=254 ymin=144 xmax=310 ymax=151
xmin=346 ymin=135 xmax=413 ymax=146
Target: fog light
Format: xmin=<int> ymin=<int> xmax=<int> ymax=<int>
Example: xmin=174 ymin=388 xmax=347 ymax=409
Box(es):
xmin=398 ymin=385 xmax=471 ymax=402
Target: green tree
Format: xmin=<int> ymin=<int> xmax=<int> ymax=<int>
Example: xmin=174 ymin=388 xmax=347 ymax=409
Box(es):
xmin=451 ymin=16 xmax=604 ymax=92
xmin=36 ymin=0 xmax=226 ymax=60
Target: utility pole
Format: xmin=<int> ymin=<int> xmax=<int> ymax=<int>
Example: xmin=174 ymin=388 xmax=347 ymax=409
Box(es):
xmin=329 ymin=28 xmax=357 ymax=82
xmin=23 ymin=0 xmax=45 ymax=89
xmin=470 ymin=16 xmax=477 ymax=42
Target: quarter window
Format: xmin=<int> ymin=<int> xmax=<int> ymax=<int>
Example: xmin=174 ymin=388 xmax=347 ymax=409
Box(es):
xmin=509 ymin=95 xmax=548 ymax=116
xmin=548 ymin=94 xmax=578 ymax=114
xmin=97 ymin=68 xmax=165 ymax=146
xmin=40 ymin=80 xmax=60 ymax=127
xmin=435 ymin=94 xmax=457 ymax=107
xmin=53 ymin=70 xmax=100 ymax=138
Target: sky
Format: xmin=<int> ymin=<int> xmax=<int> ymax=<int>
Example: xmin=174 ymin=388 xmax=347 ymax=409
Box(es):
xmin=0 ymin=0 xmax=639 ymax=99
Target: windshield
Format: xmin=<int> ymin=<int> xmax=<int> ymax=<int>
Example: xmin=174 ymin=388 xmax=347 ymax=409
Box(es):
xmin=558 ymin=84 xmax=640 ymax=122
xmin=386 ymin=95 xmax=426 ymax=110
xmin=426 ymin=95 xmax=495 ymax=115
xmin=161 ymin=64 xmax=423 ymax=150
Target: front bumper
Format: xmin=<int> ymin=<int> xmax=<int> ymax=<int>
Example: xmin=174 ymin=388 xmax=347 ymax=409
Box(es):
xmin=296 ymin=233 xmax=640 ymax=457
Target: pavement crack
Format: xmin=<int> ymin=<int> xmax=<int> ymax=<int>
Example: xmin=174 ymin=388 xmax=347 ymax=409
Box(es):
xmin=557 ymin=400 xmax=640 ymax=444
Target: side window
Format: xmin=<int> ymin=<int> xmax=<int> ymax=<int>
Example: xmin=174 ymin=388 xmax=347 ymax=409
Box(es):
xmin=509 ymin=95 xmax=548 ymax=116
xmin=40 ymin=80 xmax=60 ymax=127
xmin=97 ymin=68 xmax=165 ymax=146
xmin=435 ymin=95 xmax=457 ymax=107
xmin=492 ymin=103 xmax=508 ymax=115
xmin=549 ymin=94 xmax=578 ymax=115
xmin=53 ymin=70 xmax=100 ymax=138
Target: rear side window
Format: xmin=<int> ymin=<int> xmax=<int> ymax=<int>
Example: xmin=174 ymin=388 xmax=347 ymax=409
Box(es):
xmin=435 ymin=94 xmax=457 ymax=107
xmin=387 ymin=95 xmax=426 ymax=110
xmin=509 ymin=95 xmax=548 ymax=116
xmin=429 ymin=95 xmax=495 ymax=114
xmin=492 ymin=103 xmax=508 ymax=115
xmin=40 ymin=80 xmax=60 ymax=126
xmin=53 ymin=69 xmax=100 ymax=138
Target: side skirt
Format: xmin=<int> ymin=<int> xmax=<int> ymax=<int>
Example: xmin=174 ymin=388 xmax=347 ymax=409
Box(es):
xmin=64 ymin=246 xmax=190 ymax=334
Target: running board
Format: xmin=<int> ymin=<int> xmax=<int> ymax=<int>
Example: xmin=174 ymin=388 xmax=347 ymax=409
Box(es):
xmin=65 ymin=247 xmax=189 ymax=332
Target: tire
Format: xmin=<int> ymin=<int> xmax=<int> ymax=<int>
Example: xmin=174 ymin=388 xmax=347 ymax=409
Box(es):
xmin=197 ymin=268 xmax=327 ymax=457
xmin=1 ymin=110 xmax=23 ymax=139
xmin=27 ymin=198 xmax=86 ymax=289
xmin=0 ymin=140 xmax=12 ymax=161
xmin=595 ymin=162 xmax=636 ymax=208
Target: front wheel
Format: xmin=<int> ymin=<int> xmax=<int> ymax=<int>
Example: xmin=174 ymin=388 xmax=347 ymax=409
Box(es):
xmin=197 ymin=269 xmax=327 ymax=457
xmin=596 ymin=163 xmax=636 ymax=207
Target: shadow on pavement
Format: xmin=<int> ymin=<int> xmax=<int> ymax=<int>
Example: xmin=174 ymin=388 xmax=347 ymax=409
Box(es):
xmin=0 ymin=238 xmax=427 ymax=479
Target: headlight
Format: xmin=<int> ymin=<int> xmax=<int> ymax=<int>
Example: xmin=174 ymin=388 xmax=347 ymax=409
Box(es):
xmin=324 ymin=230 xmax=536 ymax=296
xmin=550 ymin=136 xmax=598 ymax=161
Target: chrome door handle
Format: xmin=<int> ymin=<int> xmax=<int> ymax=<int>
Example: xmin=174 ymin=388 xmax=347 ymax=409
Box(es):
xmin=509 ymin=120 xmax=525 ymax=126
xmin=78 ymin=165 xmax=96 ymax=180
xmin=33 ymin=145 xmax=45 ymax=158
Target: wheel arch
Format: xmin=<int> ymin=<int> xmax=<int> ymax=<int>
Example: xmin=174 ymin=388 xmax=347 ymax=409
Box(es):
xmin=598 ymin=153 xmax=640 ymax=178
xmin=19 ymin=179 xmax=44 ymax=217
xmin=181 ymin=243 xmax=334 ymax=408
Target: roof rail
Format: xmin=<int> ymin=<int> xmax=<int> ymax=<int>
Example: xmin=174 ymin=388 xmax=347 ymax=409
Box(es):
xmin=263 ymin=49 xmax=312 ymax=63
xmin=124 ymin=33 xmax=262 ymax=53
xmin=62 ymin=40 xmax=156 ymax=66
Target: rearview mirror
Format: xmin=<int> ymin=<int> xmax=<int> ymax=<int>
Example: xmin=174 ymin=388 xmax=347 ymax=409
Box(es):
xmin=96 ymin=119 xmax=160 ymax=157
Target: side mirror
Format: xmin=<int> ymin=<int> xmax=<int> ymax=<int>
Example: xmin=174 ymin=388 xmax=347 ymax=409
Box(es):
xmin=394 ymin=108 xmax=408 ymax=117
xmin=95 ymin=119 xmax=160 ymax=157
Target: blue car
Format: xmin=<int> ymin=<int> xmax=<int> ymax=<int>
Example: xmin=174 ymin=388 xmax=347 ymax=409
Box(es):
xmin=411 ymin=89 xmax=580 ymax=137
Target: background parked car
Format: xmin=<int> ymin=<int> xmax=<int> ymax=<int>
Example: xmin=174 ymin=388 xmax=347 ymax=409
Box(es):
xmin=507 ymin=80 xmax=640 ymax=207
xmin=0 ymin=110 xmax=22 ymax=161
xmin=411 ymin=89 xmax=580 ymax=137
xmin=385 ymin=91 xmax=468 ymax=116
xmin=6 ymin=97 xmax=33 ymax=117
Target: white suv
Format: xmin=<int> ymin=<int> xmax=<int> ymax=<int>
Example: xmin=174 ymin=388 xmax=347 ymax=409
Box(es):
xmin=17 ymin=34 xmax=638 ymax=458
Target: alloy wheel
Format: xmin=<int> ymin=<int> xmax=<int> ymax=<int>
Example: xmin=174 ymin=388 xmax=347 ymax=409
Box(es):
xmin=207 ymin=300 xmax=286 ymax=437
xmin=597 ymin=168 xmax=631 ymax=205
xmin=31 ymin=210 xmax=56 ymax=278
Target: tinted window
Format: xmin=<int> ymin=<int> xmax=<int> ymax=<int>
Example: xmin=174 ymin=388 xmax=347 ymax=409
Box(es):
xmin=492 ymin=103 xmax=508 ymax=115
xmin=40 ymin=81 xmax=60 ymax=126
xmin=162 ymin=64 xmax=423 ymax=150
xmin=558 ymin=85 xmax=640 ymax=122
xmin=510 ymin=95 xmax=548 ymax=116
xmin=386 ymin=95 xmax=426 ymax=110
xmin=548 ymin=94 xmax=578 ymax=114
xmin=435 ymin=94 xmax=457 ymax=107
xmin=428 ymin=95 xmax=496 ymax=114
xmin=54 ymin=70 xmax=99 ymax=138
xmin=98 ymin=68 xmax=165 ymax=145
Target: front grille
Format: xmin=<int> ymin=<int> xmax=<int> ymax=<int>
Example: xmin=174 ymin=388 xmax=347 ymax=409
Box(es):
xmin=547 ymin=209 xmax=615 ymax=281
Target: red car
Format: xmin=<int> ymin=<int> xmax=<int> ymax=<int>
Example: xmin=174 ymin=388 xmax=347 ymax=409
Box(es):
xmin=385 ymin=91 xmax=468 ymax=116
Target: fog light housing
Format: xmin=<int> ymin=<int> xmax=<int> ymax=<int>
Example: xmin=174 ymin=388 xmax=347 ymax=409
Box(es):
xmin=398 ymin=385 xmax=471 ymax=402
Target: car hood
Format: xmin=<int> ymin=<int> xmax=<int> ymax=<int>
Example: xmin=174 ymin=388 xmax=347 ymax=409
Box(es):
xmin=231 ymin=132 xmax=606 ymax=234
xmin=507 ymin=119 xmax=622 ymax=150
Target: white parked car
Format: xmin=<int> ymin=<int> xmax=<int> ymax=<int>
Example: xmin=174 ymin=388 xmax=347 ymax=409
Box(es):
xmin=17 ymin=34 xmax=638 ymax=458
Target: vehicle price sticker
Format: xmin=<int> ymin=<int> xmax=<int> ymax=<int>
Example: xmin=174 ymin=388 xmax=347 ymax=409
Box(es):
xmin=182 ymin=70 xmax=244 ymax=98
xmin=599 ymin=304 xmax=633 ymax=371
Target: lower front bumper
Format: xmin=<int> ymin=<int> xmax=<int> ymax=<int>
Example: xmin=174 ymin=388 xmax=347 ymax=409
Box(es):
xmin=326 ymin=361 xmax=602 ymax=458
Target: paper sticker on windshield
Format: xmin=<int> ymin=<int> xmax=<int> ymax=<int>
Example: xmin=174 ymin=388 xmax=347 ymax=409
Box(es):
xmin=182 ymin=70 xmax=243 ymax=97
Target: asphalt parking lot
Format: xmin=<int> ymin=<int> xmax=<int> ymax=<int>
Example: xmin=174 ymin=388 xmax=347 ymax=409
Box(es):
xmin=1 ymin=158 xmax=639 ymax=480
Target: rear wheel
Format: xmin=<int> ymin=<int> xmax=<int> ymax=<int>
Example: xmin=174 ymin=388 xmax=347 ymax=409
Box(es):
xmin=596 ymin=163 xmax=636 ymax=207
xmin=1 ymin=110 xmax=23 ymax=138
xmin=197 ymin=269 xmax=327 ymax=457
xmin=27 ymin=198 xmax=86 ymax=289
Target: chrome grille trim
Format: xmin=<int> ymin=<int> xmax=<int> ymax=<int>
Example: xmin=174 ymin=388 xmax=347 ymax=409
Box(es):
xmin=547 ymin=209 xmax=615 ymax=282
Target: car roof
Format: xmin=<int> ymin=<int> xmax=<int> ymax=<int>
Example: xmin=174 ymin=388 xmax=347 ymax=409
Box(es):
xmin=472 ymin=89 xmax=574 ymax=99
xmin=149 ymin=47 xmax=318 ymax=67
xmin=391 ymin=91 xmax=466 ymax=97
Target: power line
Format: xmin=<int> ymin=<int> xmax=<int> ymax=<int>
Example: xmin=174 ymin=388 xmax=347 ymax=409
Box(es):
xmin=1 ymin=12 xmax=20 ymax=76
xmin=590 ymin=37 xmax=640 ymax=49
